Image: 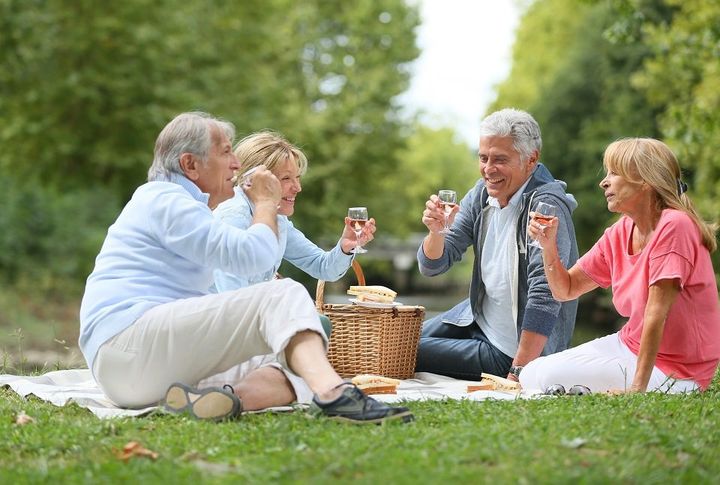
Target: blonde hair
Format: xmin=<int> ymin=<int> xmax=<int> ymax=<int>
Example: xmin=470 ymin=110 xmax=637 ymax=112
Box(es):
xmin=233 ymin=131 xmax=308 ymax=177
xmin=603 ymin=137 xmax=717 ymax=252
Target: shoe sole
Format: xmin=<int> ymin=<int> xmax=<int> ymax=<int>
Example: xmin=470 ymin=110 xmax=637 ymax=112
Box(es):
xmin=327 ymin=410 xmax=415 ymax=425
xmin=163 ymin=383 xmax=241 ymax=421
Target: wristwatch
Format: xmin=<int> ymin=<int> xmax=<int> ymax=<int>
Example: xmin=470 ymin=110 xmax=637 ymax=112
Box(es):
xmin=509 ymin=365 xmax=524 ymax=378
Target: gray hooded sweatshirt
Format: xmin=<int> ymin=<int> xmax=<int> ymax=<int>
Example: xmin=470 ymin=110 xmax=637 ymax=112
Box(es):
xmin=417 ymin=163 xmax=579 ymax=356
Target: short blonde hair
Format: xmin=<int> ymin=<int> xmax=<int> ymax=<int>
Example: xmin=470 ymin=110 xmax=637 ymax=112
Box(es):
xmin=233 ymin=131 xmax=308 ymax=177
xmin=603 ymin=137 xmax=716 ymax=252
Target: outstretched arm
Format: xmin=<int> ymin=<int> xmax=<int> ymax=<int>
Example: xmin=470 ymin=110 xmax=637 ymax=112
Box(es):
xmin=528 ymin=213 xmax=598 ymax=300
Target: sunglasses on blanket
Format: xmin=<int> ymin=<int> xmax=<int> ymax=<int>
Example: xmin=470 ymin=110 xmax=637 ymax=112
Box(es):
xmin=543 ymin=384 xmax=592 ymax=396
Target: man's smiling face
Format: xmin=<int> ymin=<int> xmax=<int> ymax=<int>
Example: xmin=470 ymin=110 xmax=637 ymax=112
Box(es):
xmin=478 ymin=135 xmax=537 ymax=207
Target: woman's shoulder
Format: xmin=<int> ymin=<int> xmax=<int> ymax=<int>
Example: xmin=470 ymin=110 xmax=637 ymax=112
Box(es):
xmin=660 ymin=208 xmax=693 ymax=226
xmin=656 ymin=209 xmax=700 ymax=241
xmin=213 ymin=192 xmax=253 ymax=225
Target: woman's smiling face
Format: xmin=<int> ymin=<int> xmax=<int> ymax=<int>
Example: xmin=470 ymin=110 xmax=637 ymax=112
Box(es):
xmin=273 ymin=157 xmax=302 ymax=216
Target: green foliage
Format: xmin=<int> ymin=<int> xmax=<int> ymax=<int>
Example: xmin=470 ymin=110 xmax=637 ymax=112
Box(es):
xmin=2 ymin=378 xmax=720 ymax=482
xmin=0 ymin=0 xmax=420 ymax=303
xmin=381 ymin=124 xmax=478 ymax=237
xmin=490 ymin=0 xmax=669 ymax=252
xmin=631 ymin=0 xmax=720 ymax=221
xmin=0 ymin=175 xmax=119 ymax=296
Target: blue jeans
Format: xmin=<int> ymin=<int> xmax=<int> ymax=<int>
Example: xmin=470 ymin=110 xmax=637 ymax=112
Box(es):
xmin=415 ymin=299 xmax=513 ymax=380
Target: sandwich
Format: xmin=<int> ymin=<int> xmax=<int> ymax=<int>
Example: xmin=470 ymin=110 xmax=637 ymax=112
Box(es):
xmin=347 ymin=285 xmax=397 ymax=304
xmin=351 ymin=374 xmax=401 ymax=395
xmin=467 ymin=373 xmax=521 ymax=393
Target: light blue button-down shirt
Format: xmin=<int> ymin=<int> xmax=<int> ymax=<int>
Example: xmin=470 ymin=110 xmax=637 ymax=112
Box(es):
xmin=212 ymin=187 xmax=352 ymax=292
xmin=79 ymin=174 xmax=280 ymax=370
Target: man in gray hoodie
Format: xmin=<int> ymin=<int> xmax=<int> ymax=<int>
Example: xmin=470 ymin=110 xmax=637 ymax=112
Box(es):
xmin=416 ymin=108 xmax=579 ymax=384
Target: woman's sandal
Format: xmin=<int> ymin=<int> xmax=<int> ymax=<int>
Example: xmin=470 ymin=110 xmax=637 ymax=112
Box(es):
xmin=162 ymin=382 xmax=242 ymax=421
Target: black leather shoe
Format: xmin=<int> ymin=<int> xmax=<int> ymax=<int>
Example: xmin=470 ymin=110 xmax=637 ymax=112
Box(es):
xmin=310 ymin=384 xmax=414 ymax=424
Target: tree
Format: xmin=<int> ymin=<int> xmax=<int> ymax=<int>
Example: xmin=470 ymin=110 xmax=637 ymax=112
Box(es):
xmin=489 ymin=0 xmax=664 ymax=250
xmin=0 ymin=0 xmax=420 ymax=294
xmin=631 ymin=0 xmax=720 ymax=221
xmin=382 ymin=124 xmax=478 ymax=237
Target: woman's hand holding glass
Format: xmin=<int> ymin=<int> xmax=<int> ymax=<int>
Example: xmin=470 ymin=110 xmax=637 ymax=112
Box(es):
xmin=346 ymin=207 xmax=374 ymax=254
xmin=528 ymin=202 xmax=558 ymax=249
xmin=341 ymin=211 xmax=376 ymax=255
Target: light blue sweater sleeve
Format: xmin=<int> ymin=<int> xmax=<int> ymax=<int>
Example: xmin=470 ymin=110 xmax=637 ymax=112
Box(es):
xmin=212 ymin=189 xmax=352 ymax=292
xmin=79 ymin=179 xmax=280 ymax=369
xmin=283 ymin=220 xmax=353 ymax=281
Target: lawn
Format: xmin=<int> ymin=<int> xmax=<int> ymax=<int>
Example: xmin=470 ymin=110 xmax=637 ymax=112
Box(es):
xmin=2 ymin=376 xmax=719 ymax=484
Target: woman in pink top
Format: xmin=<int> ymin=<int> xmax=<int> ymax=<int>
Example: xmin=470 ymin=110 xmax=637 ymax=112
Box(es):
xmin=520 ymin=138 xmax=720 ymax=393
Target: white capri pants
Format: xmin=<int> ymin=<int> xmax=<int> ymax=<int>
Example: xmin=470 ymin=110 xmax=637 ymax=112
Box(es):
xmin=519 ymin=332 xmax=699 ymax=394
xmin=92 ymin=278 xmax=325 ymax=408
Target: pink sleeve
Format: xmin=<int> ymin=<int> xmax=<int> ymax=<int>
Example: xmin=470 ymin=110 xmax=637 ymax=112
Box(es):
xmin=648 ymin=214 xmax=697 ymax=288
xmin=577 ymin=228 xmax=613 ymax=288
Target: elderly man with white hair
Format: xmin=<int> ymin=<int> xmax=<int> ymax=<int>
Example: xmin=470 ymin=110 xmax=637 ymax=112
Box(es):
xmin=79 ymin=111 xmax=412 ymax=424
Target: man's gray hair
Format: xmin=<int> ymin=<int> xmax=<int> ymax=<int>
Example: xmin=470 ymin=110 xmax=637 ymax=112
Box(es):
xmin=478 ymin=108 xmax=542 ymax=162
xmin=147 ymin=111 xmax=236 ymax=181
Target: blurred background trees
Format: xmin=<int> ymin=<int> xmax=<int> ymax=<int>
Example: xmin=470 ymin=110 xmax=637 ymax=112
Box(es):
xmin=0 ymin=0 xmax=718 ymax=356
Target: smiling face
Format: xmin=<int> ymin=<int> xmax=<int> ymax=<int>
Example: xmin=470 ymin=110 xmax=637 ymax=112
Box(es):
xmin=478 ymin=135 xmax=537 ymax=207
xmin=272 ymin=156 xmax=302 ymax=216
xmin=194 ymin=126 xmax=239 ymax=209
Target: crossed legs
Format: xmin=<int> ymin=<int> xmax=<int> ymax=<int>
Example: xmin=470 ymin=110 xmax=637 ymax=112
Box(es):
xmin=93 ymin=279 xmax=344 ymax=408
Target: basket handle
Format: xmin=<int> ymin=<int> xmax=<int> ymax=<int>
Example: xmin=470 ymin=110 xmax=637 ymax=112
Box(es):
xmin=316 ymin=259 xmax=365 ymax=310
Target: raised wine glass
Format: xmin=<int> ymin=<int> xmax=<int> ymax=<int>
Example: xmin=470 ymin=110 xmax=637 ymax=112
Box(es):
xmin=529 ymin=201 xmax=557 ymax=249
xmin=438 ymin=190 xmax=457 ymax=235
xmin=348 ymin=207 xmax=369 ymax=254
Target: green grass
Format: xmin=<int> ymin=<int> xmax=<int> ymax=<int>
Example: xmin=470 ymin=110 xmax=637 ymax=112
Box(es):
xmin=2 ymin=377 xmax=719 ymax=484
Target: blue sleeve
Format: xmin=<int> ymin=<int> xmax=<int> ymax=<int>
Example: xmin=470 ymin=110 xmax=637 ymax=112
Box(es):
xmin=283 ymin=221 xmax=353 ymax=281
xmin=417 ymin=182 xmax=480 ymax=276
xmin=152 ymin=190 xmax=279 ymax=279
xmin=210 ymin=193 xmax=278 ymax=291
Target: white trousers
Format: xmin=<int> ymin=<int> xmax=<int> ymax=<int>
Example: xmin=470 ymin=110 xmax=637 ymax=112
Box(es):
xmin=520 ymin=333 xmax=699 ymax=394
xmin=93 ymin=278 xmax=325 ymax=407
xmin=198 ymin=354 xmax=313 ymax=404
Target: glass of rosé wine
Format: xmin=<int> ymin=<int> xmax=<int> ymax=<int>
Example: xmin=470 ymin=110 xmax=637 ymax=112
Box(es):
xmin=529 ymin=201 xmax=557 ymax=249
xmin=437 ymin=190 xmax=457 ymax=235
xmin=348 ymin=207 xmax=369 ymax=254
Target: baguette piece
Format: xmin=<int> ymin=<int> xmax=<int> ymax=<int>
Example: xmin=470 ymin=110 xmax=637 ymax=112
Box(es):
xmin=351 ymin=374 xmax=401 ymax=395
xmin=347 ymin=285 xmax=397 ymax=303
xmin=467 ymin=373 xmax=521 ymax=393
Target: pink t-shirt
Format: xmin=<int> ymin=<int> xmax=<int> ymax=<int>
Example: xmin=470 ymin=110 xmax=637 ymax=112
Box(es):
xmin=578 ymin=209 xmax=720 ymax=389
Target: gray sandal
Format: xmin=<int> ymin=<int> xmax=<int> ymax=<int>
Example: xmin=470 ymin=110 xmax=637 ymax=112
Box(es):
xmin=162 ymin=382 xmax=242 ymax=421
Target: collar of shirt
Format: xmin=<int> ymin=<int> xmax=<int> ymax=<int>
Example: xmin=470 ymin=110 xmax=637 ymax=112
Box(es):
xmin=487 ymin=177 xmax=532 ymax=209
xmin=155 ymin=172 xmax=210 ymax=206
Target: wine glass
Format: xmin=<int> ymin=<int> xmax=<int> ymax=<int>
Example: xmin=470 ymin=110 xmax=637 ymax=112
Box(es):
xmin=348 ymin=207 xmax=369 ymax=254
xmin=437 ymin=190 xmax=457 ymax=235
xmin=529 ymin=202 xmax=557 ymax=249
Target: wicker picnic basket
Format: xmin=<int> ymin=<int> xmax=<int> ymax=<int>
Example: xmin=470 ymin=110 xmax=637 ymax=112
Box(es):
xmin=316 ymin=260 xmax=425 ymax=379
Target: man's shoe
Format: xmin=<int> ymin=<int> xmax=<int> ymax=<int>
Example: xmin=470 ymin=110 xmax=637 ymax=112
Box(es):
xmin=310 ymin=384 xmax=414 ymax=425
xmin=162 ymin=382 xmax=242 ymax=421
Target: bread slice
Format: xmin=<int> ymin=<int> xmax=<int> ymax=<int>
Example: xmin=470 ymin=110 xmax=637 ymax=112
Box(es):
xmin=351 ymin=374 xmax=401 ymax=395
xmin=467 ymin=373 xmax=521 ymax=393
xmin=347 ymin=285 xmax=397 ymax=303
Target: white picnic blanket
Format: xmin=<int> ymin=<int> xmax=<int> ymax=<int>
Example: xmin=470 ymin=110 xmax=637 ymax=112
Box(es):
xmin=0 ymin=369 xmax=542 ymax=419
